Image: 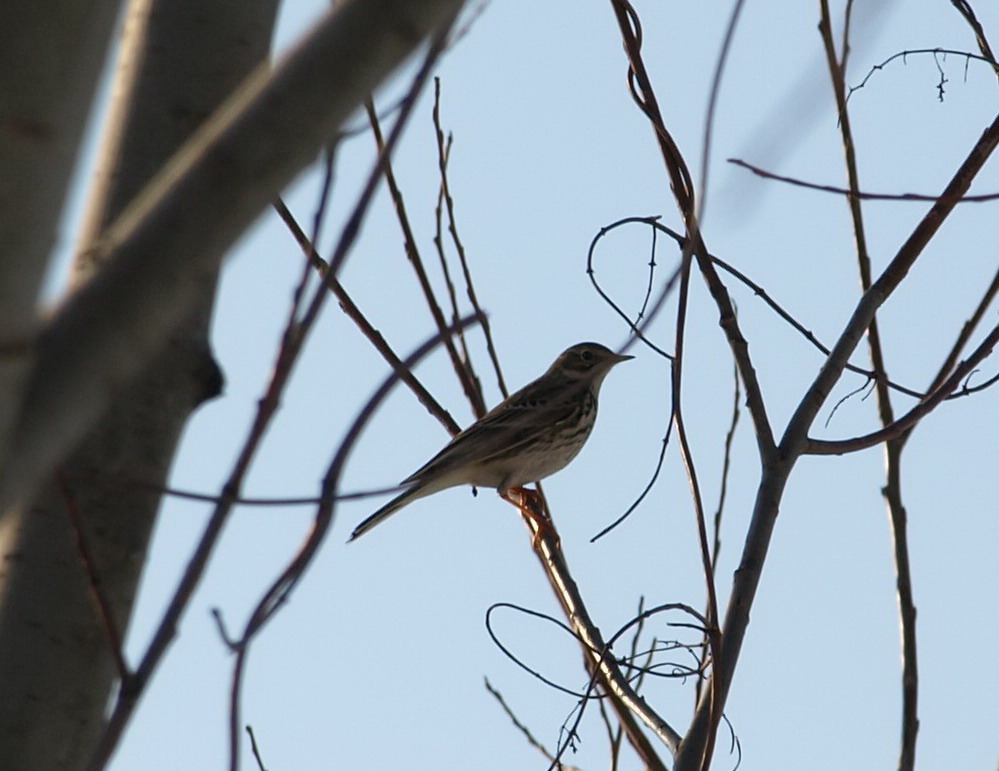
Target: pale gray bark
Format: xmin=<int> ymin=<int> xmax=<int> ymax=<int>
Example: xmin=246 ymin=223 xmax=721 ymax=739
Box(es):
xmin=0 ymin=0 xmax=465 ymax=512
xmin=0 ymin=1 xmax=463 ymax=769
xmin=0 ymin=2 xmax=278 ymax=769
xmin=0 ymin=0 xmax=121 ymax=479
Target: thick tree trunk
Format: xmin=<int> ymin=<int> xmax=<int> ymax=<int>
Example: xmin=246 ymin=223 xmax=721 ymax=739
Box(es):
xmin=0 ymin=2 xmax=278 ymax=768
xmin=0 ymin=0 xmax=121 ymax=483
xmin=0 ymin=1 xmax=464 ymax=767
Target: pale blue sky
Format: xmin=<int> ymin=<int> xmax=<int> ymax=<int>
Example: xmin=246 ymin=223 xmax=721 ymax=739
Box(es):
xmin=49 ymin=1 xmax=999 ymax=769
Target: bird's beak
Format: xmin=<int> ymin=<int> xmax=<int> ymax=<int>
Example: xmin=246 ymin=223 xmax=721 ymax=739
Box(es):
xmin=612 ymin=352 xmax=634 ymax=363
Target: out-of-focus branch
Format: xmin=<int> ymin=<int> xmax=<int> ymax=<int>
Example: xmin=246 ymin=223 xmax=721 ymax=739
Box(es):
xmin=0 ymin=0 xmax=465 ymax=513
xmin=949 ymin=0 xmax=999 ymax=78
xmin=87 ymin=23 xmax=455 ymax=768
xmin=274 ymin=200 xmax=462 ymax=437
xmin=0 ymin=0 xmax=120 ymax=465
xmin=1 ymin=4 xmax=278 ymax=770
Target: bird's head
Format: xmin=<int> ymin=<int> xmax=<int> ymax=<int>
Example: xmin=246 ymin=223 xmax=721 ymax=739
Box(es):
xmin=550 ymin=342 xmax=633 ymax=390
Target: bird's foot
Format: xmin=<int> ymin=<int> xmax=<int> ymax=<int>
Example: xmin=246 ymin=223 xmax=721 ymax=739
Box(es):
xmin=504 ymin=486 xmax=560 ymax=549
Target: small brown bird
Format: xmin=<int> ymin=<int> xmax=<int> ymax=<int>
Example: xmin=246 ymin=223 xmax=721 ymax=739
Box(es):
xmin=349 ymin=342 xmax=632 ymax=541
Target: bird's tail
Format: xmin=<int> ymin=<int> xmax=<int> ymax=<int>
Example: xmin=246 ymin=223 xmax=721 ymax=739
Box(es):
xmin=348 ymin=484 xmax=424 ymax=541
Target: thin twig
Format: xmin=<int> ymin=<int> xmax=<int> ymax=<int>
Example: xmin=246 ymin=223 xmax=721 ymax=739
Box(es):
xmin=669 ymin=247 xmax=722 ymax=726
xmin=805 ymin=320 xmax=999 ymax=455
xmin=222 ymin=33 xmax=456 ymax=770
xmin=697 ymin=357 xmax=740 ymax=707
xmin=948 ymin=0 xmax=999 ymax=78
xmin=366 ymin=98 xmax=486 ymax=417
xmin=729 ymin=158 xmax=999 ymax=202
xmin=246 ymin=725 xmax=268 ymax=771
xmin=586 ymin=216 xmax=679 ymax=360
xmin=484 ymin=678 xmax=585 ymax=771
xmin=587 ymin=221 xmax=676 ymax=541
xmin=818 ymin=6 xmax=919 ymax=768
xmin=56 ymin=473 xmax=130 ymax=681
xmin=429 ymin=106 xmax=475 ymax=390
xmin=848 ymin=47 xmax=995 ymax=101
xmin=274 ymin=199 xmax=461 ymax=435
xmin=923 ymin=264 xmax=999 ymax=398
xmin=591 ymin=216 xmax=932 ymax=399
xmin=432 ymin=78 xmax=508 ymax=399
xmin=712 ymin=358 xmax=740 ymax=572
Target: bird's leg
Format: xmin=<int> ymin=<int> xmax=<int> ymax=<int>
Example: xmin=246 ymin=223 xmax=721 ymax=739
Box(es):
xmin=503 ymin=486 xmax=559 ymax=549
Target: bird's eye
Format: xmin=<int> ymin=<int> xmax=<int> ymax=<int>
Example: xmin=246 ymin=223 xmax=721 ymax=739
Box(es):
xmin=580 ymin=350 xmax=594 ymax=362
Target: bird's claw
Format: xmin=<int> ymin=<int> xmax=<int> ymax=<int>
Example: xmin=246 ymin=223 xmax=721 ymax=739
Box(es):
xmin=505 ymin=486 xmax=560 ymax=549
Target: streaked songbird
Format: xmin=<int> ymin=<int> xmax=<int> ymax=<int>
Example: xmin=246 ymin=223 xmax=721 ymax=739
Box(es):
xmin=349 ymin=342 xmax=632 ymax=541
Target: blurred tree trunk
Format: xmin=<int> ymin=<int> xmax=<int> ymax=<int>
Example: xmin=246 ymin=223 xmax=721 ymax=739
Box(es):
xmin=0 ymin=3 xmax=279 ymax=769
xmin=0 ymin=1 xmax=463 ymax=768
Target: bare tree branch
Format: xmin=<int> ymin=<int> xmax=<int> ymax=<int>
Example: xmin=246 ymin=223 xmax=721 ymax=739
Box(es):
xmin=86 ymin=21 xmax=457 ymax=768
xmin=817 ymin=5 xmax=919 ymax=767
xmin=0 ymin=0 xmax=466 ymax=513
xmin=679 ymin=104 xmax=999 ymax=771
xmin=0 ymin=4 xmax=276 ymax=770
xmin=524 ymin=517 xmax=681 ymax=765
xmin=729 ymin=157 xmax=999 ymax=202
xmin=274 ymin=199 xmax=463 ymax=436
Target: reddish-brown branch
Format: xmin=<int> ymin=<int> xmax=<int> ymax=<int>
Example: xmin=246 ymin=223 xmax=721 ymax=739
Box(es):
xmin=366 ymin=100 xmax=487 ymax=419
xmin=670 ymin=256 xmax=722 ymax=735
xmin=56 ymin=473 xmax=130 ymax=682
xmin=517 ymin=491 xmax=679 ymax=768
xmin=431 ymin=78 xmax=509 ymax=400
xmin=275 ymin=200 xmax=462 ymax=436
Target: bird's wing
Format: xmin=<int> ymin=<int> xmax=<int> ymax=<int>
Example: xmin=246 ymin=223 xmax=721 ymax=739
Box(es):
xmin=400 ymin=377 xmax=586 ymax=485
